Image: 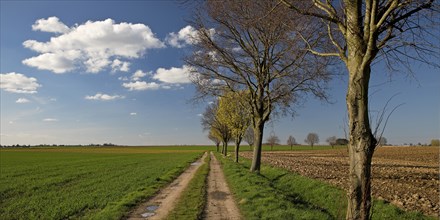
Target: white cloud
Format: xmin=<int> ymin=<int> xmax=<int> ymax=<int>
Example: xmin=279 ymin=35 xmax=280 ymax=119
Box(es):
xmin=85 ymin=93 xmax=125 ymax=101
xmin=122 ymin=81 xmax=160 ymax=91
xmin=32 ymin=16 xmax=70 ymax=34
xmin=111 ymin=59 xmax=130 ymax=72
xmin=43 ymin=118 xmax=58 ymax=122
xmin=118 ymin=76 xmax=129 ymax=81
xmin=130 ymin=112 xmax=137 ymax=116
xmin=23 ymin=17 xmax=164 ymax=74
xmin=153 ymin=65 xmax=193 ymax=84
xmin=131 ymin=70 xmax=150 ymax=81
xmin=166 ymin=25 xmax=199 ymax=48
xmin=16 ymin=98 xmax=30 ymax=103
xmin=0 ymin=72 xmax=41 ymax=94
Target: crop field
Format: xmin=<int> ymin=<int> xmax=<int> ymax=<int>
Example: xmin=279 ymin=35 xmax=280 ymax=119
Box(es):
xmin=241 ymin=146 xmax=439 ymax=217
xmin=0 ymin=146 xmax=207 ymax=219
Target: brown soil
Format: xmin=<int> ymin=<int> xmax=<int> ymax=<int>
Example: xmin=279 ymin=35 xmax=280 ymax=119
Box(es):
xmin=241 ymin=146 xmax=439 ymax=217
xmin=204 ymin=152 xmax=241 ymax=220
xmin=127 ymin=152 xmax=208 ymax=220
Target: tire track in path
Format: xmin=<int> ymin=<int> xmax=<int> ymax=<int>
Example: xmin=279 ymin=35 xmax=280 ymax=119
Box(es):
xmin=204 ymin=152 xmax=241 ymax=220
xmin=127 ymin=152 xmax=208 ymax=220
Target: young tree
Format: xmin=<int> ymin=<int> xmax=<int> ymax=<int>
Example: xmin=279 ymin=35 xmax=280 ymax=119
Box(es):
xmin=267 ymin=134 xmax=280 ymax=151
xmin=217 ymin=91 xmax=251 ymax=162
xmin=287 ymin=135 xmax=297 ymax=150
xmin=208 ymin=129 xmax=221 ymax=152
xmin=243 ymin=127 xmax=255 ymax=150
xmin=201 ymin=101 xmax=231 ymax=156
xmin=188 ymin=0 xmax=330 ymax=172
xmin=326 ymin=136 xmax=337 ymax=148
xmin=281 ymin=0 xmax=438 ymax=219
xmin=305 ymin=133 xmax=319 ymax=148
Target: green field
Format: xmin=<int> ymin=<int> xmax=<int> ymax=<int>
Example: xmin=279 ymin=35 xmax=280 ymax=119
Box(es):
xmin=0 ymin=146 xmax=207 ymax=219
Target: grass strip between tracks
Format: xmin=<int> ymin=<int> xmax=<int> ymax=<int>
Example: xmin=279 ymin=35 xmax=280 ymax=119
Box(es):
xmin=166 ymin=152 xmax=210 ymax=220
xmin=217 ymin=153 xmax=434 ymax=220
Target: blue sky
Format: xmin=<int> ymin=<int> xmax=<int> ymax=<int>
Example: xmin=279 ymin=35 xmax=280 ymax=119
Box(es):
xmin=1 ymin=1 xmax=439 ymax=146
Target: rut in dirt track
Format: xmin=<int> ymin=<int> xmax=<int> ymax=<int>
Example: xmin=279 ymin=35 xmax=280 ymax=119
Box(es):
xmin=204 ymin=152 xmax=241 ymax=220
xmin=127 ymin=152 xmax=207 ymax=220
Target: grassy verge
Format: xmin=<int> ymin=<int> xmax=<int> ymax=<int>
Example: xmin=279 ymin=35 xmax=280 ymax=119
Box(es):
xmin=166 ymin=152 xmax=211 ymax=220
xmin=0 ymin=148 xmax=204 ymax=219
xmin=217 ymin=154 xmax=433 ymax=220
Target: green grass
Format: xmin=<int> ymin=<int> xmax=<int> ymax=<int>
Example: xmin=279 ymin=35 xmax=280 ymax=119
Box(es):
xmin=166 ymin=152 xmax=210 ymax=220
xmin=0 ymin=147 xmax=205 ymax=219
xmin=217 ymin=154 xmax=433 ymax=220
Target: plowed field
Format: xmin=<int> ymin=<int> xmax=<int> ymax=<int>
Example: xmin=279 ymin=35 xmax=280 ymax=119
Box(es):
xmin=241 ymin=146 xmax=439 ymax=217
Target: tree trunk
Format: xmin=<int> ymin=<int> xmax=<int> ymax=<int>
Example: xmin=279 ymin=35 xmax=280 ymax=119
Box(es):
xmin=290 ymin=145 xmax=292 ymax=150
xmin=234 ymin=138 xmax=241 ymax=163
xmin=250 ymin=120 xmax=265 ymax=172
xmin=216 ymin=143 xmax=219 ymax=152
xmin=223 ymin=142 xmax=228 ymax=157
xmin=345 ymin=65 xmax=377 ymax=220
xmin=270 ymin=144 xmax=273 ymax=151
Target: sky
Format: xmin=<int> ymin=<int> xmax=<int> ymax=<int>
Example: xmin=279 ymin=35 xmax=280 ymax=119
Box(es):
xmin=1 ymin=1 xmax=439 ymax=146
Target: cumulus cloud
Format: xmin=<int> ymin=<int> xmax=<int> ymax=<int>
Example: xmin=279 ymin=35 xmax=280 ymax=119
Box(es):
xmin=131 ymin=70 xmax=150 ymax=81
xmin=85 ymin=93 xmax=125 ymax=101
xmin=152 ymin=65 xmax=193 ymax=84
xmin=43 ymin=118 xmax=58 ymax=122
xmin=166 ymin=25 xmax=215 ymax=48
xmin=0 ymin=72 xmax=41 ymax=94
xmin=166 ymin=25 xmax=199 ymax=48
xmin=111 ymin=59 xmax=130 ymax=72
xmin=122 ymin=81 xmax=160 ymax=91
xmin=23 ymin=17 xmax=164 ymax=74
xmin=16 ymin=98 xmax=31 ymax=103
xmin=32 ymin=16 xmax=70 ymax=34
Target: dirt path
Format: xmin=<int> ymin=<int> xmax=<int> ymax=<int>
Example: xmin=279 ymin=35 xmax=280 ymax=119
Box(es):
xmin=127 ymin=152 xmax=208 ymax=220
xmin=204 ymin=152 xmax=241 ymax=220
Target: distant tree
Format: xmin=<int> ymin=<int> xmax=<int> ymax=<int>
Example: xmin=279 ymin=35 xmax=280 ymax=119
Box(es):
xmin=208 ymin=129 xmax=221 ymax=152
xmin=243 ymin=127 xmax=254 ymax=150
xmin=267 ymin=134 xmax=280 ymax=151
xmin=217 ymin=91 xmax=251 ymax=162
xmin=326 ymin=136 xmax=337 ymax=148
xmin=287 ymin=135 xmax=297 ymax=150
xmin=201 ymin=101 xmax=231 ymax=156
xmin=336 ymin=138 xmax=349 ymax=145
xmin=305 ymin=133 xmax=319 ymax=148
xmin=378 ymin=137 xmax=388 ymax=146
xmin=431 ymin=139 xmax=440 ymax=146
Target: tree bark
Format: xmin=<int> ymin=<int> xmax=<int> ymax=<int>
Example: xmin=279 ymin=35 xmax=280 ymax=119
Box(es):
xmin=216 ymin=143 xmax=219 ymax=152
xmin=346 ymin=65 xmax=377 ymax=220
xmin=250 ymin=119 xmax=265 ymax=172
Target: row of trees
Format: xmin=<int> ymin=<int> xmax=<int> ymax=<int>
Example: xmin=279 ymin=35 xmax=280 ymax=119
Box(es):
xmin=190 ymin=0 xmax=438 ymax=219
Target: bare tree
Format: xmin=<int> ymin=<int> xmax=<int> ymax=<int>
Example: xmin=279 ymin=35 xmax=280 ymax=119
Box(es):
xmin=281 ymin=0 xmax=439 ymax=219
xmin=187 ymin=0 xmax=331 ymax=172
xmin=267 ymin=134 xmax=280 ymax=151
xmin=244 ymin=127 xmax=255 ymax=150
xmin=208 ymin=129 xmax=221 ymax=152
xmin=287 ymin=135 xmax=297 ymax=150
xmin=305 ymin=133 xmax=319 ymax=148
xmin=326 ymin=136 xmax=337 ymax=148
xmin=201 ymin=101 xmax=232 ymax=156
